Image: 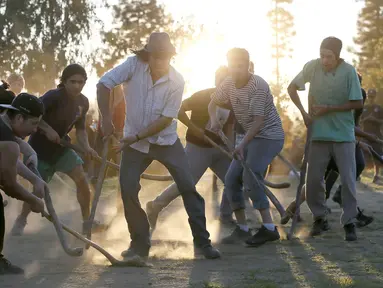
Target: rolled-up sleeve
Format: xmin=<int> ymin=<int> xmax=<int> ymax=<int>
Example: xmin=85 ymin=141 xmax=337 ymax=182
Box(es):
xmin=162 ymin=84 xmax=185 ymax=118
xmin=98 ymin=56 xmax=137 ymax=89
xmin=291 ymin=59 xmax=317 ymax=91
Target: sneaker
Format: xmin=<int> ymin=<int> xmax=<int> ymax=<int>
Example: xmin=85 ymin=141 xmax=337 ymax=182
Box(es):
xmin=220 ymin=226 xmax=252 ymax=244
xmin=0 ymin=258 xmax=24 ymax=275
xmin=332 ymin=186 xmax=342 ymax=206
xmin=121 ymin=246 xmax=149 ymax=259
xmin=310 ymin=218 xmax=330 ymax=237
xmin=344 ymin=223 xmax=357 ymax=241
xmin=245 ymin=225 xmax=280 ymax=247
xmin=146 ymin=201 xmax=161 ymax=231
xmin=356 ymin=207 xmax=374 ymax=228
xmin=82 ymin=219 xmax=108 ymax=234
xmin=194 ymin=245 xmax=221 ymax=259
xmin=11 ymin=216 xmax=27 ymax=236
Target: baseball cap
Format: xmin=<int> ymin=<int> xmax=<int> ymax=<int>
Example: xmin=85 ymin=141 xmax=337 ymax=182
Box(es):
xmin=0 ymin=93 xmax=44 ymax=117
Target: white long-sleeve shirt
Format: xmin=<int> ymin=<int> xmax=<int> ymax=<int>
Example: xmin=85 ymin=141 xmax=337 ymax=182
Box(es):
xmin=99 ymin=55 xmax=185 ymax=153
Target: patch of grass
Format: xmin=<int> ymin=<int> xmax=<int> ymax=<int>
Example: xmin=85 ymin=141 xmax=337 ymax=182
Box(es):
xmin=203 ymin=281 xmax=226 ymax=288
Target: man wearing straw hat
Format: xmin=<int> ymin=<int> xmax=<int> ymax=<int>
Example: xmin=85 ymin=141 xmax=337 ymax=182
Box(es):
xmin=97 ymin=32 xmax=221 ymax=261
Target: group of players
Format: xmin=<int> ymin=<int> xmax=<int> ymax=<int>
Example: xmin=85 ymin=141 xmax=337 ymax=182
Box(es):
xmin=0 ymin=32 xmax=382 ymax=275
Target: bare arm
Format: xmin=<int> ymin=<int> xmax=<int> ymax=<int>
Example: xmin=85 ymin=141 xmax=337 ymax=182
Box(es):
xmin=136 ymin=116 xmax=173 ymax=140
xmin=240 ymin=116 xmax=264 ymax=147
xmin=38 ymin=119 xmax=56 ymax=135
xmin=327 ymin=100 xmax=363 ymax=112
xmin=76 ymin=128 xmax=92 ymax=150
xmin=355 ymin=126 xmax=383 ymax=144
xmin=16 ymin=160 xmax=41 ymax=185
xmin=208 ymin=100 xmax=220 ymax=126
xmin=287 ymin=83 xmax=307 ymax=115
xmin=97 ymin=83 xmax=112 ymax=124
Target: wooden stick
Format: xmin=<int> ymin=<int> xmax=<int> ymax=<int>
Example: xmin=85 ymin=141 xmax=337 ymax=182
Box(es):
xmin=60 ymin=140 xmax=173 ymax=181
xmin=41 ymin=211 xmax=150 ymax=267
xmin=216 ymin=131 xmax=286 ymax=217
xmin=27 ymin=164 xmax=83 ymax=257
xmin=183 ymin=122 xmax=290 ymax=189
xmin=84 ymin=137 xmax=110 ymax=249
xmin=287 ymin=127 xmax=312 ymax=240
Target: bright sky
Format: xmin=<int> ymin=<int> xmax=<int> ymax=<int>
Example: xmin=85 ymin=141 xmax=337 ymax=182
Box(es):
xmin=83 ymin=0 xmax=364 ymax=113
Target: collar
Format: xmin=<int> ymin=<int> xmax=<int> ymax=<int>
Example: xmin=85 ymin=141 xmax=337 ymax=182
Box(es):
xmin=145 ymin=63 xmax=177 ymax=83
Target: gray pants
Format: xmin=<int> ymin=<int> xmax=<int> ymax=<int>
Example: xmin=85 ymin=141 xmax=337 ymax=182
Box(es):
xmin=119 ymin=139 xmax=211 ymax=256
xmin=306 ymin=141 xmax=357 ymax=225
xmin=152 ymin=142 xmax=232 ymax=217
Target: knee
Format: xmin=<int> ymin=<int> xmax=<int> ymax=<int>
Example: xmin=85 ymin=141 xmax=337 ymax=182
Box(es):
xmin=71 ymin=166 xmax=88 ymax=186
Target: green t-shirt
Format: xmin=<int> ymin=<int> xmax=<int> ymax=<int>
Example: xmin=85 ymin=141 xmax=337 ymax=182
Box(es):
xmin=292 ymin=59 xmax=362 ymax=142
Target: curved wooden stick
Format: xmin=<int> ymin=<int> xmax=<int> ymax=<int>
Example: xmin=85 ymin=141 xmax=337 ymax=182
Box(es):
xmin=277 ymin=154 xmax=300 ymax=180
xmin=190 ymin=129 xmax=290 ymax=189
xmin=27 ymin=164 xmax=83 ymax=256
xmin=84 ymin=137 xmax=110 ymax=249
xmin=217 ymin=131 xmax=286 ymax=217
xmin=41 ymin=211 xmax=150 ymax=267
xmin=60 ymin=140 xmax=173 ymax=181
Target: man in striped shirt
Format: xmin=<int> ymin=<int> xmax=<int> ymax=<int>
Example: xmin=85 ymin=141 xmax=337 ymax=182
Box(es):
xmin=209 ymin=48 xmax=285 ymax=247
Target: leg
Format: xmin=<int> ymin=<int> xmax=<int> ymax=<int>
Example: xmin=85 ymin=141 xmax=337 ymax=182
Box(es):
xmin=146 ymin=143 xmax=211 ymax=229
xmin=210 ymin=150 xmax=233 ymax=221
xmin=59 ymin=149 xmax=91 ymax=221
xmin=332 ymin=143 xmax=358 ymax=226
xmin=119 ymin=146 xmax=152 ymax=258
xmin=306 ymin=142 xmax=332 ymax=236
xmin=150 ymin=143 xmax=211 ymax=210
xmin=0 ymin=142 xmax=27 ymax=274
xmin=153 ymin=140 xmax=219 ymax=258
xmin=243 ymin=139 xmax=284 ymax=246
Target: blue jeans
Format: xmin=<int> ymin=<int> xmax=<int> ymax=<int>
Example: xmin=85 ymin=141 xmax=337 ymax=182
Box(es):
xmin=225 ymin=138 xmax=284 ymax=210
xmin=152 ymin=142 xmax=232 ymax=217
xmin=119 ymin=139 xmax=211 ymax=256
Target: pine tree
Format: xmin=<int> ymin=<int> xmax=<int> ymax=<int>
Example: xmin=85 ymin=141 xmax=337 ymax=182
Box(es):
xmin=93 ymin=0 xmax=199 ymax=77
xmin=267 ymin=0 xmax=295 ymax=112
xmin=354 ymin=0 xmax=383 ymax=100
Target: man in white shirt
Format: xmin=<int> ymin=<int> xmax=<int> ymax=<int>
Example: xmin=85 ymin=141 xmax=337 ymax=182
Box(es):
xmin=97 ymin=32 xmax=220 ymax=260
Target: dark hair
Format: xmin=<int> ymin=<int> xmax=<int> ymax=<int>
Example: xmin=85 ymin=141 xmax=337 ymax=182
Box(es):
xmin=58 ymin=64 xmax=87 ymax=88
xmin=227 ymin=48 xmax=250 ymax=64
xmin=6 ymin=109 xmax=30 ymax=120
xmin=130 ymin=48 xmax=149 ymax=62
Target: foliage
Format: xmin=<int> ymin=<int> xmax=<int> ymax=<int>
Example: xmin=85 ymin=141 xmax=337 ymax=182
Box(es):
xmin=0 ymin=0 xmax=98 ymax=95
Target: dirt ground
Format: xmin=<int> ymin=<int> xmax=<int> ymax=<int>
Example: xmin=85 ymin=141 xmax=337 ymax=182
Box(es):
xmin=2 ymin=170 xmax=383 ymax=288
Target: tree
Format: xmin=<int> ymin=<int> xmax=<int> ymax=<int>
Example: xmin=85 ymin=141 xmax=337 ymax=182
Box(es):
xmin=0 ymin=0 xmax=98 ymax=95
xmin=268 ymin=0 xmax=295 ymax=87
xmin=93 ymin=0 xmax=199 ymax=77
xmin=354 ymin=0 xmax=383 ymax=101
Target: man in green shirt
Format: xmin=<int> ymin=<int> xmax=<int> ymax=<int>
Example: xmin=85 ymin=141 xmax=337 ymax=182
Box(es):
xmin=288 ymin=37 xmax=363 ymax=241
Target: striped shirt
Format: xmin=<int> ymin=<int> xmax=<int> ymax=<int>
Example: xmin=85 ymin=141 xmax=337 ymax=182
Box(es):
xmin=99 ymin=55 xmax=184 ymax=154
xmin=211 ymin=74 xmax=284 ymax=140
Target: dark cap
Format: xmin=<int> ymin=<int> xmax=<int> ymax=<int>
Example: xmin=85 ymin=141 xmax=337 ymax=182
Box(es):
xmin=320 ymin=37 xmax=343 ymax=58
xmin=0 ymin=93 xmax=44 ymax=118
